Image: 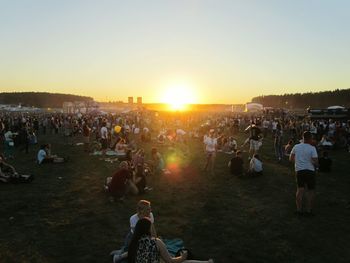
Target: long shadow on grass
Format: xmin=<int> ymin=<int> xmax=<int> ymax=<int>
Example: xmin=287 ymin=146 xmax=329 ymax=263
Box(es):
xmin=184 ymin=141 xmax=350 ymax=263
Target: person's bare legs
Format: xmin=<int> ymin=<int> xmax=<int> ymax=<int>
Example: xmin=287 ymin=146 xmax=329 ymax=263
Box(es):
xmin=305 ymin=190 xmax=315 ymax=213
xmin=209 ymin=154 xmax=216 ymax=175
xmin=296 ymin=187 xmax=305 ymax=212
xmin=204 ymin=154 xmax=211 ymax=171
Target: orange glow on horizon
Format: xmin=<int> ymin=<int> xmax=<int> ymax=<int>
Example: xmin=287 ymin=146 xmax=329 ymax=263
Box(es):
xmin=161 ymin=83 xmax=197 ymax=111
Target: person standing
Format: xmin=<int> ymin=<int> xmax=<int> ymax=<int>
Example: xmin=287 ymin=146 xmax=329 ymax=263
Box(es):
xmin=100 ymin=122 xmax=108 ymax=154
xmin=245 ymin=122 xmax=262 ymax=159
xmin=274 ymin=123 xmax=284 ymax=162
xmin=289 ymin=131 xmax=318 ymax=216
xmin=203 ymin=129 xmax=218 ymax=175
xmin=82 ymin=120 xmax=91 ymax=153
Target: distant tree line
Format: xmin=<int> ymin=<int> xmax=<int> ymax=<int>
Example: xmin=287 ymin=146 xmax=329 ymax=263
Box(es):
xmin=252 ymin=89 xmax=350 ymax=109
xmin=0 ymin=92 xmax=93 ymax=108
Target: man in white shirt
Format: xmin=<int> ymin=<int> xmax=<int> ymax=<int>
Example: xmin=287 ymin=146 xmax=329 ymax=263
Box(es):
xmin=100 ymin=122 xmax=108 ymax=153
xmin=290 ymin=131 xmax=318 ymax=216
xmin=203 ymin=129 xmax=218 ymax=175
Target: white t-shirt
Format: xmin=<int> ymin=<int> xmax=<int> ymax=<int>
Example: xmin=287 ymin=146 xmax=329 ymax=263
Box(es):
xmin=272 ymin=121 xmax=277 ymax=130
xmin=176 ymin=129 xmax=186 ymax=136
xmin=100 ymin=126 xmax=108 ymax=139
xmin=204 ymin=136 xmax=217 ymax=152
xmin=250 ymin=157 xmax=263 ymax=172
xmin=263 ymin=120 xmax=270 ymax=129
xmin=290 ymin=143 xmax=318 ymax=171
xmin=37 ymin=149 xmax=47 ymax=164
xmin=130 ymin=212 xmax=155 ymax=233
xmin=4 ymin=131 xmax=13 ymax=142
xmin=134 ymin=127 xmax=140 ymax=134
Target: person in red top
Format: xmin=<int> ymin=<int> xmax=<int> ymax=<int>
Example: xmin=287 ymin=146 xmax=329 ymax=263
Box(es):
xmin=107 ymin=161 xmax=138 ymax=199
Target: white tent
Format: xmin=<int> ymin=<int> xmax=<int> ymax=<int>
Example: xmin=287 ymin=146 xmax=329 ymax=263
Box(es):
xmin=245 ymin=103 xmax=263 ymax=112
xmin=327 ymin=106 xmax=345 ymax=110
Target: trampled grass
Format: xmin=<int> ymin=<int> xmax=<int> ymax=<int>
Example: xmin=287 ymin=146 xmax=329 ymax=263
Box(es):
xmin=1 ymin=132 xmax=350 ymax=263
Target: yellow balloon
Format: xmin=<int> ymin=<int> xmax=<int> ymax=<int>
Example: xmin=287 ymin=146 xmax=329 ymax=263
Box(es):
xmin=114 ymin=125 xmax=122 ymax=133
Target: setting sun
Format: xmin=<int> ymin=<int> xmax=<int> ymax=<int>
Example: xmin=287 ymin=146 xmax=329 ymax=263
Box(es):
xmin=161 ymin=84 xmax=196 ymax=111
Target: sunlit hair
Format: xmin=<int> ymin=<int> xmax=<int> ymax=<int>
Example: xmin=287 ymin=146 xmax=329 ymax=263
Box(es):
xmin=119 ymin=161 xmax=128 ymax=168
xmin=137 ymin=200 xmax=151 ymax=217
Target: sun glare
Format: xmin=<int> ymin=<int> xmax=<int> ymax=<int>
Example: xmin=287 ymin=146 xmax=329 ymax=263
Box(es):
xmin=161 ymin=84 xmax=196 ymax=111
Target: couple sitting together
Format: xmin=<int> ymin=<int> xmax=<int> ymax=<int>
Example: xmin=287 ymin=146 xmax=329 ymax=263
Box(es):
xmin=105 ymin=161 xmax=148 ymax=200
xmin=228 ymin=151 xmax=263 ymax=177
xmin=111 ymin=200 xmax=214 ymax=263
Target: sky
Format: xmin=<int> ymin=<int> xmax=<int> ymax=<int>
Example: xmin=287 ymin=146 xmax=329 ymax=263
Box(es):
xmin=0 ymin=0 xmax=349 ymax=104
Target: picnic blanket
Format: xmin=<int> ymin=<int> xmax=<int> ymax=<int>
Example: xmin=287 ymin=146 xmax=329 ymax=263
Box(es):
xmin=163 ymin=238 xmax=184 ymax=256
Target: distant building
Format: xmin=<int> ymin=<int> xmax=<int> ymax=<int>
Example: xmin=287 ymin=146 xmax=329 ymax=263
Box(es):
xmin=137 ymin=97 xmax=142 ymax=105
xmin=128 ymin=97 xmax=134 ymax=105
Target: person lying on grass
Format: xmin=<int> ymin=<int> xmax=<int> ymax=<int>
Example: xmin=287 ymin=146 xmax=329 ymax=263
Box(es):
xmin=128 ymin=218 xmax=214 ymax=263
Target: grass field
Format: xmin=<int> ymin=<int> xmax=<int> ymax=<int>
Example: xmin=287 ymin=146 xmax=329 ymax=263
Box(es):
xmin=1 ymin=131 xmax=350 ymax=263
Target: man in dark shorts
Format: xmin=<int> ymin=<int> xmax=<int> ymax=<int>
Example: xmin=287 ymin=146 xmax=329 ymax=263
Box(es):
xmin=290 ymin=131 xmax=318 ymax=216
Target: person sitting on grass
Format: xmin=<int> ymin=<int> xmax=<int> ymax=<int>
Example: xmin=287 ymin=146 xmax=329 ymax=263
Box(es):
xmin=37 ymin=144 xmax=65 ymax=164
xmin=0 ymin=154 xmax=18 ymax=183
xmin=133 ymin=164 xmax=148 ymax=194
xmin=248 ymin=154 xmax=263 ymax=176
xmin=318 ymin=151 xmax=332 ymax=173
xmin=105 ymin=161 xmax=138 ymax=201
xmin=150 ymin=147 xmax=165 ymax=175
xmin=114 ymin=138 xmax=128 ymax=156
xmin=132 ymin=149 xmax=145 ymax=169
xmin=228 ymin=150 xmax=244 ymax=176
xmin=128 ymin=218 xmax=214 ymax=263
xmin=111 ymin=200 xmax=157 ymax=263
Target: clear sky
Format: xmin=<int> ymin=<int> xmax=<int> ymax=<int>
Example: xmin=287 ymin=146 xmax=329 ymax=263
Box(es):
xmin=1 ymin=0 xmax=349 ymax=104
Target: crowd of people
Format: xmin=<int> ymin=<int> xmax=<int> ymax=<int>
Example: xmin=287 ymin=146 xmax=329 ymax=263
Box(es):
xmin=1 ymin=109 xmax=349 ymax=261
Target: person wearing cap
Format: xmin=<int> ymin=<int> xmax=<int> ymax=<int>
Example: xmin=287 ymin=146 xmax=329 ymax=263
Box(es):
xmin=290 ymin=131 xmax=318 ymax=216
xmin=203 ymin=129 xmax=218 ymax=175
